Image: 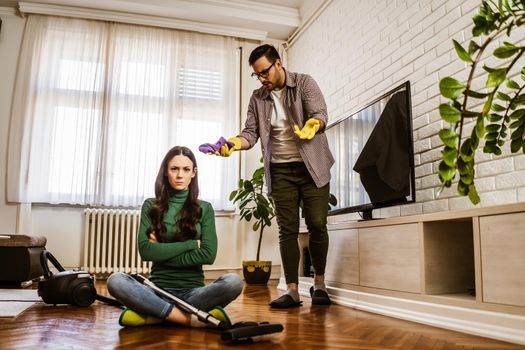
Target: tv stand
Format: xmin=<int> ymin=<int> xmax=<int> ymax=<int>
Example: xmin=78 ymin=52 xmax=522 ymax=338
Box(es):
xmin=293 ymin=202 xmax=525 ymax=345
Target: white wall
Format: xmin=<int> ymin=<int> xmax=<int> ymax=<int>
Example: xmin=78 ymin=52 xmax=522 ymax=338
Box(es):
xmin=0 ymin=12 xmax=281 ymax=269
xmin=287 ymin=0 xmax=525 ymax=219
xmin=0 ymin=10 xmax=24 ymax=233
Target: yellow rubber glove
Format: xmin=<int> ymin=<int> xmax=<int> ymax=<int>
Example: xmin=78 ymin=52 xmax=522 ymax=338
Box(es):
xmin=294 ymin=118 xmax=320 ymax=140
xmin=219 ymin=137 xmax=241 ymax=157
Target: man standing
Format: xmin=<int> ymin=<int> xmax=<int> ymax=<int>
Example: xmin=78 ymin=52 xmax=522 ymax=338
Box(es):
xmin=201 ymin=44 xmax=334 ymax=308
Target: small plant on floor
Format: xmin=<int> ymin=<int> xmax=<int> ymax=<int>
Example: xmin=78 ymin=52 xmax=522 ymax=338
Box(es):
xmin=229 ymin=163 xmax=275 ymax=262
xmin=230 ymin=160 xmax=275 ymax=284
xmin=437 ymin=1 xmax=525 ymax=204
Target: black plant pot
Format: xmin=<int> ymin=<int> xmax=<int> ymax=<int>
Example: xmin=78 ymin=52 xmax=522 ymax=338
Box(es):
xmin=242 ymin=260 xmax=271 ymax=285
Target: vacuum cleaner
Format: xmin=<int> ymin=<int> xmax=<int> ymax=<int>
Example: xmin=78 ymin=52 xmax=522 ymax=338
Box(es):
xmin=131 ymin=274 xmax=284 ymax=343
xmin=38 ymin=250 xmax=121 ymax=307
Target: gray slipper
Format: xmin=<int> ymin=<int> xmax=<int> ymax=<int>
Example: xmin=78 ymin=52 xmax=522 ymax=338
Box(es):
xmin=269 ymin=294 xmax=303 ymax=308
xmin=309 ymin=286 xmax=331 ymax=305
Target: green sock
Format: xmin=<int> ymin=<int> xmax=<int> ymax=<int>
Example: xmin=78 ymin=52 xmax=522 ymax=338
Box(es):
xmin=118 ymin=308 xmax=162 ymax=327
xmin=208 ymin=306 xmax=231 ymax=328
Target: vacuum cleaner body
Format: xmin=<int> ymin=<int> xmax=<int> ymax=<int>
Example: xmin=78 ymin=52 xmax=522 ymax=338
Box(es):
xmin=37 ymin=250 xmax=121 ymax=307
xmin=38 ymin=270 xmax=97 ymax=307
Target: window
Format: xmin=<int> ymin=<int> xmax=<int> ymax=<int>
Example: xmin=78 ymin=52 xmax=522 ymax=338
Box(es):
xmin=8 ymin=15 xmax=240 ymax=209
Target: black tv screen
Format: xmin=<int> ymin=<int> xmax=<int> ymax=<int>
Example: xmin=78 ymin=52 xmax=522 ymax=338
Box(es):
xmin=326 ymin=81 xmax=415 ymax=219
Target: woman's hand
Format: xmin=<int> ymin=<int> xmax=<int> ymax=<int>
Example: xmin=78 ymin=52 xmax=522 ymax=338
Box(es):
xmin=149 ymin=232 xmax=158 ymax=243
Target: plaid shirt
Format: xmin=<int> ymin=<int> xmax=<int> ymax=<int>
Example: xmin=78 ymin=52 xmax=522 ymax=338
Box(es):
xmin=239 ymin=69 xmax=334 ymax=193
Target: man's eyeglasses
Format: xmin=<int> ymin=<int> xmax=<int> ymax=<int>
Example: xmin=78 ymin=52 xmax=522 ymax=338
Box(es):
xmin=251 ymin=61 xmax=275 ymax=80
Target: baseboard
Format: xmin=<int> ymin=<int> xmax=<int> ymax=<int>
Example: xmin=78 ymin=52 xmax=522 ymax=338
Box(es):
xmin=278 ymin=278 xmax=525 ymax=345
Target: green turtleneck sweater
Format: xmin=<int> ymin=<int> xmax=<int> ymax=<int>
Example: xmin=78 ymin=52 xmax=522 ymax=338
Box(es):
xmin=137 ymin=190 xmax=217 ymax=289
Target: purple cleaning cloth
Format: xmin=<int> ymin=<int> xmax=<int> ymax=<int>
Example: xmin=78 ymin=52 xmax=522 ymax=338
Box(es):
xmin=199 ymin=137 xmax=234 ymax=154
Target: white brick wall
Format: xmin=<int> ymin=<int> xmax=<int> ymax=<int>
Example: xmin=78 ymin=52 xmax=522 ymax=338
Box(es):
xmin=287 ymin=0 xmax=524 ymax=217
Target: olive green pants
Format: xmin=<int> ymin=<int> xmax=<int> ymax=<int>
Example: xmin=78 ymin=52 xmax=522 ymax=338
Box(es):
xmin=270 ymin=162 xmax=329 ymax=285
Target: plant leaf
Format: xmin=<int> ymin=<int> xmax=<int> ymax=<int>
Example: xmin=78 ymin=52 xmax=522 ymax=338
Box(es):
xmin=493 ymin=42 xmax=520 ymax=58
xmin=438 ymin=160 xmax=456 ymax=181
xmin=487 ymin=113 xmax=503 ymax=122
xmin=482 ymin=64 xmax=497 ymax=73
xmin=511 ymin=125 xmax=524 ymax=139
xmin=483 ymin=142 xmax=502 ymax=155
xmin=464 ymin=89 xmax=489 ymax=99
xmin=511 ymin=138 xmax=523 ymax=153
xmin=457 ymin=179 xmax=469 ymax=195
xmin=257 ymin=203 xmax=268 ymax=218
xmin=439 ymin=103 xmax=461 ymax=123
xmin=510 ymin=109 xmax=525 ymax=120
xmin=462 ymin=110 xmax=481 ymax=118
xmin=468 ymin=184 xmax=480 ymax=204
xmin=439 ymin=77 xmax=466 ymax=99
xmin=453 ymin=39 xmax=473 ymax=62
xmin=442 ymin=146 xmax=458 ymax=167
xmin=484 ymin=132 xmax=498 ymax=141
xmin=514 ymin=94 xmax=525 ymax=105
xmin=253 ymin=167 xmax=265 ymax=179
xmin=496 ymin=91 xmax=511 ymax=101
xmin=468 ymin=40 xmax=481 ymax=55
xmin=486 ymin=68 xmax=507 ymax=87
xmin=457 ymin=157 xmax=471 ymax=175
xmin=460 ymin=138 xmax=474 ymax=161
xmin=243 ymin=180 xmax=254 ymax=191
xmin=506 ymin=79 xmax=520 ymax=89
xmin=439 ymin=128 xmax=458 ymax=148
xmin=472 ymin=14 xmax=488 ymax=37
xmin=485 ymin=124 xmax=501 ymax=133
xmin=510 ymin=119 xmax=524 ymax=129
xmin=475 ymin=116 xmax=485 ymax=138
xmin=482 ymin=93 xmax=494 ymax=115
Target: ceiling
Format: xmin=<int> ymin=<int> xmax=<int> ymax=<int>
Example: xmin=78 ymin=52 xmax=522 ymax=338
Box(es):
xmin=0 ymin=0 xmax=326 ymax=40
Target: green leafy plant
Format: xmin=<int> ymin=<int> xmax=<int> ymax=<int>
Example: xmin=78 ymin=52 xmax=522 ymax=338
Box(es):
xmin=438 ymin=0 xmax=525 ymax=204
xmin=229 ymin=165 xmax=275 ymax=262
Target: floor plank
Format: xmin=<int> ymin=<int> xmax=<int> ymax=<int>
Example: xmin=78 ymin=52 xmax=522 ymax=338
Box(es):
xmin=0 ymin=280 xmax=523 ymax=349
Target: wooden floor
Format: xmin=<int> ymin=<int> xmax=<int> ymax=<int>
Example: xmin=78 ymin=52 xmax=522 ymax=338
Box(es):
xmin=0 ymin=280 xmax=523 ymax=350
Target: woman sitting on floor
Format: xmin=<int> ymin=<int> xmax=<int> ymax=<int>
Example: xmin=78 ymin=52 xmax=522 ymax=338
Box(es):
xmin=107 ymin=146 xmax=244 ymax=327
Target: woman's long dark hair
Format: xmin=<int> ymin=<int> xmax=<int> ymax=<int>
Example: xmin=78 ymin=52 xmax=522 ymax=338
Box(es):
xmin=148 ymin=146 xmax=202 ymax=243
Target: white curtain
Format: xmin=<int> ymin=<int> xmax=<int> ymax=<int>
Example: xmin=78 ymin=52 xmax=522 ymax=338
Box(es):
xmin=8 ymin=15 xmax=240 ymax=209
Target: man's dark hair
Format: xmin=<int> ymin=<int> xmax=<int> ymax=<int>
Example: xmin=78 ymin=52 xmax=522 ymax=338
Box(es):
xmin=249 ymin=44 xmax=280 ymax=66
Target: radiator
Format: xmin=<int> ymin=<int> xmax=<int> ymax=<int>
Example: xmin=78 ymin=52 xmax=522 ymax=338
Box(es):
xmin=83 ymin=208 xmax=152 ymax=277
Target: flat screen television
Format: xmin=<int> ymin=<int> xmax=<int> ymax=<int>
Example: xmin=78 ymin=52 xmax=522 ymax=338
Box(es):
xmin=326 ymin=81 xmax=415 ymax=220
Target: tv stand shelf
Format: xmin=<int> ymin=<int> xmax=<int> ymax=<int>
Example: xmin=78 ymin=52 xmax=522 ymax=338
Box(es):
xmin=295 ymin=202 xmax=525 ymax=345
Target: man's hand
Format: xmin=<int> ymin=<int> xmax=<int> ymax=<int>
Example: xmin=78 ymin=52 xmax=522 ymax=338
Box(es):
xmin=294 ymin=118 xmax=320 ymax=140
xmin=219 ymin=137 xmax=241 ymax=157
xmin=198 ymin=137 xmax=234 ymax=155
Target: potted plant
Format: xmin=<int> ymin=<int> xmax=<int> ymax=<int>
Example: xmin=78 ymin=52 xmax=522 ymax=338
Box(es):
xmin=437 ymin=1 xmax=525 ymax=204
xmin=229 ymin=164 xmax=275 ymax=284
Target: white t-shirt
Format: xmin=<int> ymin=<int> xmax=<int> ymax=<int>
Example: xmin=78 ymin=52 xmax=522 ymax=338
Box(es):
xmin=270 ymin=89 xmax=302 ymax=163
